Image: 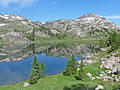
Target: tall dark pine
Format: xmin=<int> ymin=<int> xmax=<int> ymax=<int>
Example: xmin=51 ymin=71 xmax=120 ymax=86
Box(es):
xmin=77 ymin=60 xmax=85 ymax=80
xmin=63 ymin=55 xmax=77 ymax=76
xmin=32 ymin=56 xmax=40 ymax=79
xmin=29 ymin=68 xmax=38 ymax=84
xmin=106 ymin=32 xmax=120 ymax=52
xmin=63 ymin=59 xmax=73 ymax=76
xmin=71 ymin=55 xmax=77 ymax=75
xmin=29 ymin=56 xmax=40 ymax=84
xmin=40 ymin=60 xmax=45 ymax=77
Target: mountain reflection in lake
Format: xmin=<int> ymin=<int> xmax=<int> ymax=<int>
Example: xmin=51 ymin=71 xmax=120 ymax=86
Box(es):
xmin=0 ymin=42 xmax=98 ymax=85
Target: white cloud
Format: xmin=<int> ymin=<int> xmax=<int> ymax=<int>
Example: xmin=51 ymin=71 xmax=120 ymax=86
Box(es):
xmin=0 ymin=0 xmax=38 ymax=8
xmin=105 ymin=15 xmax=120 ymax=19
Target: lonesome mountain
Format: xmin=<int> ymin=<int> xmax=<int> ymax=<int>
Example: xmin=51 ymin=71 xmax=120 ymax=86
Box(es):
xmin=0 ymin=13 xmax=120 ymax=42
xmin=44 ymin=13 xmax=120 ymax=38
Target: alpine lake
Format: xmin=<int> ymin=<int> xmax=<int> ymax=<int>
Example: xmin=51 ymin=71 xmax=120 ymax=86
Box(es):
xmin=0 ymin=42 xmax=98 ymax=85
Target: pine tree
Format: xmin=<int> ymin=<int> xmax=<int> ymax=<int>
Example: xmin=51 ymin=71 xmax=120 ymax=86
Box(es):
xmin=107 ymin=31 xmax=120 ymax=52
xmin=63 ymin=59 xmax=72 ymax=76
xmin=29 ymin=68 xmax=38 ymax=84
xmin=40 ymin=60 xmax=45 ymax=78
xmin=76 ymin=60 xmax=85 ymax=80
xmin=63 ymin=55 xmax=77 ymax=76
xmin=32 ymin=56 xmax=40 ymax=79
xmin=71 ymin=55 xmax=77 ymax=75
xmin=29 ymin=56 xmax=40 ymax=84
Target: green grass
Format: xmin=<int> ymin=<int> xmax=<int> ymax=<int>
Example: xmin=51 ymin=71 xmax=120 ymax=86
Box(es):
xmin=84 ymin=62 xmax=101 ymax=77
xmin=0 ymin=74 xmax=95 ymax=90
xmin=0 ymin=43 xmax=119 ymax=90
xmin=0 ymin=62 xmax=117 ymax=90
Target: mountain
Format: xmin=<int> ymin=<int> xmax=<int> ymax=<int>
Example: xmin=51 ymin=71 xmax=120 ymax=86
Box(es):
xmin=44 ymin=13 xmax=120 ymax=38
xmin=0 ymin=13 xmax=120 ymax=43
xmin=0 ymin=14 xmax=49 ymax=44
xmin=0 ymin=14 xmax=33 ymax=43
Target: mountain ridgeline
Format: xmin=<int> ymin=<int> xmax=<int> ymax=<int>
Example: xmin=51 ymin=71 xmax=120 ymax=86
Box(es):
xmin=0 ymin=13 xmax=120 ymax=43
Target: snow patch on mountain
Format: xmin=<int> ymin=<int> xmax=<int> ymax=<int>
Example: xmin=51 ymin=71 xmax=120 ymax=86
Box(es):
xmin=0 ymin=14 xmax=28 ymax=21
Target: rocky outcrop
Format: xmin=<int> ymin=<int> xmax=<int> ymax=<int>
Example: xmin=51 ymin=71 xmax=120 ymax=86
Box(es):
xmin=44 ymin=13 xmax=120 ymax=38
xmin=100 ymin=56 xmax=120 ymax=74
xmin=0 ymin=14 xmax=48 ymax=44
xmin=0 ymin=13 xmax=120 ymax=42
xmin=95 ymin=85 xmax=104 ymax=90
xmin=77 ymin=60 xmax=97 ymax=65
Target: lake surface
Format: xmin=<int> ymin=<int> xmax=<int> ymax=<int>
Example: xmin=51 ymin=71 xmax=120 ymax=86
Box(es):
xmin=0 ymin=42 xmax=98 ymax=85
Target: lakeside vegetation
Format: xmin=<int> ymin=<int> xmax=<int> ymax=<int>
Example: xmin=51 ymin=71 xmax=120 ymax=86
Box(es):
xmin=0 ymin=61 xmax=119 ymax=90
xmin=0 ymin=48 xmax=120 ymax=90
xmin=0 ymin=30 xmax=120 ymax=90
xmin=29 ymin=56 xmax=45 ymax=84
xmin=99 ymin=31 xmax=120 ymax=52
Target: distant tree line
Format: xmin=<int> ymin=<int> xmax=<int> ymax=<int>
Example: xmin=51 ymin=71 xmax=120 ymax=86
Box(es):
xmin=99 ymin=31 xmax=120 ymax=52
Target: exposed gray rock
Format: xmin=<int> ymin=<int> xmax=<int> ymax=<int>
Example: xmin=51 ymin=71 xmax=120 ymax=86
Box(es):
xmin=44 ymin=13 xmax=120 ymax=38
xmin=87 ymin=73 xmax=92 ymax=77
xmin=91 ymin=77 xmax=95 ymax=80
xmin=95 ymin=85 xmax=104 ymax=90
xmin=23 ymin=83 xmax=30 ymax=87
xmin=77 ymin=60 xmax=97 ymax=65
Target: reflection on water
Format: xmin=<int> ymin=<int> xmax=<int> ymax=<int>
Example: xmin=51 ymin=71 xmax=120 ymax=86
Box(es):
xmin=0 ymin=42 xmax=98 ymax=85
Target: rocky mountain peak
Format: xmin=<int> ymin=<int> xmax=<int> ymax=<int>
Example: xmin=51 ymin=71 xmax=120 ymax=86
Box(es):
xmin=44 ymin=13 xmax=120 ymax=38
xmin=77 ymin=13 xmax=105 ymax=19
xmin=0 ymin=13 xmax=120 ymax=40
xmin=76 ymin=13 xmax=106 ymax=23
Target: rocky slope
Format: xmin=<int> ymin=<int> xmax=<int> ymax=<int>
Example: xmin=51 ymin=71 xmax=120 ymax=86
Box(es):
xmin=0 ymin=14 xmax=49 ymax=44
xmin=0 ymin=13 xmax=120 ymax=43
xmin=44 ymin=13 xmax=120 ymax=38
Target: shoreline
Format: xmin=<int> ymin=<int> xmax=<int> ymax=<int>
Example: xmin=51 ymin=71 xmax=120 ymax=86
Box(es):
xmin=0 ymin=72 xmax=63 ymax=87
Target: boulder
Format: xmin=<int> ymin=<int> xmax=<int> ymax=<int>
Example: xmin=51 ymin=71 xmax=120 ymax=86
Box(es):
xmin=106 ymin=70 xmax=112 ymax=74
xmin=96 ymin=76 xmax=101 ymax=79
xmin=95 ymin=85 xmax=104 ymax=90
xmin=87 ymin=73 xmax=92 ymax=77
xmin=91 ymin=77 xmax=95 ymax=80
xmin=23 ymin=83 xmax=30 ymax=87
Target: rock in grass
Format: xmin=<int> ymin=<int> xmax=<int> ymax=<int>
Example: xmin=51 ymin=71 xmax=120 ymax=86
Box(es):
xmin=87 ymin=73 xmax=92 ymax=77
xmin=91 ymin=77 xmax=95 ymax=80
xmin=95 ymin=85 xmax=104 ymax=90
xmin=23 ymin=83 xmax=30 ymax=87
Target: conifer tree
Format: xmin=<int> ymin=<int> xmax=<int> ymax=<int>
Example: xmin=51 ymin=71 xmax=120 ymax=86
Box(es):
xmin=76 ymin=60 xmax=85 ymax=80
xmin=32 ymin=56 xmax=40 ymax=79
xmin=63 ymin=59 xmax=72 ymax=76
xmin=63 ymin=55 xmax=77 ymax=76
xmin=107 ymin=31 xmax=120 ymax=52
xmin=29 ymin=56 xmax=40 ymax=84
xmin=40 ymin=60 xmax=45 ymax=78
xmin=71 ymin=55 xmax=77 ymax=75
xmin=29 ymin=68 xmax=38 ymax=84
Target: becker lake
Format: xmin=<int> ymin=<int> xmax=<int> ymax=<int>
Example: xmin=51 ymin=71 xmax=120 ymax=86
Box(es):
xmin=0 ymin=42 xmax=98 ymax=85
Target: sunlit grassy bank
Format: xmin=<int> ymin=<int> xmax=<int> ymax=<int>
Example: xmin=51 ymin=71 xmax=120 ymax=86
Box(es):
xmin=0 ymin=62 xmax=118 ymax=90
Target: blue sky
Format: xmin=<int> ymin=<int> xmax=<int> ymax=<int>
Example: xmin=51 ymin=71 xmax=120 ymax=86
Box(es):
xmin=0 ymin=0 xmax=120 ymax=25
